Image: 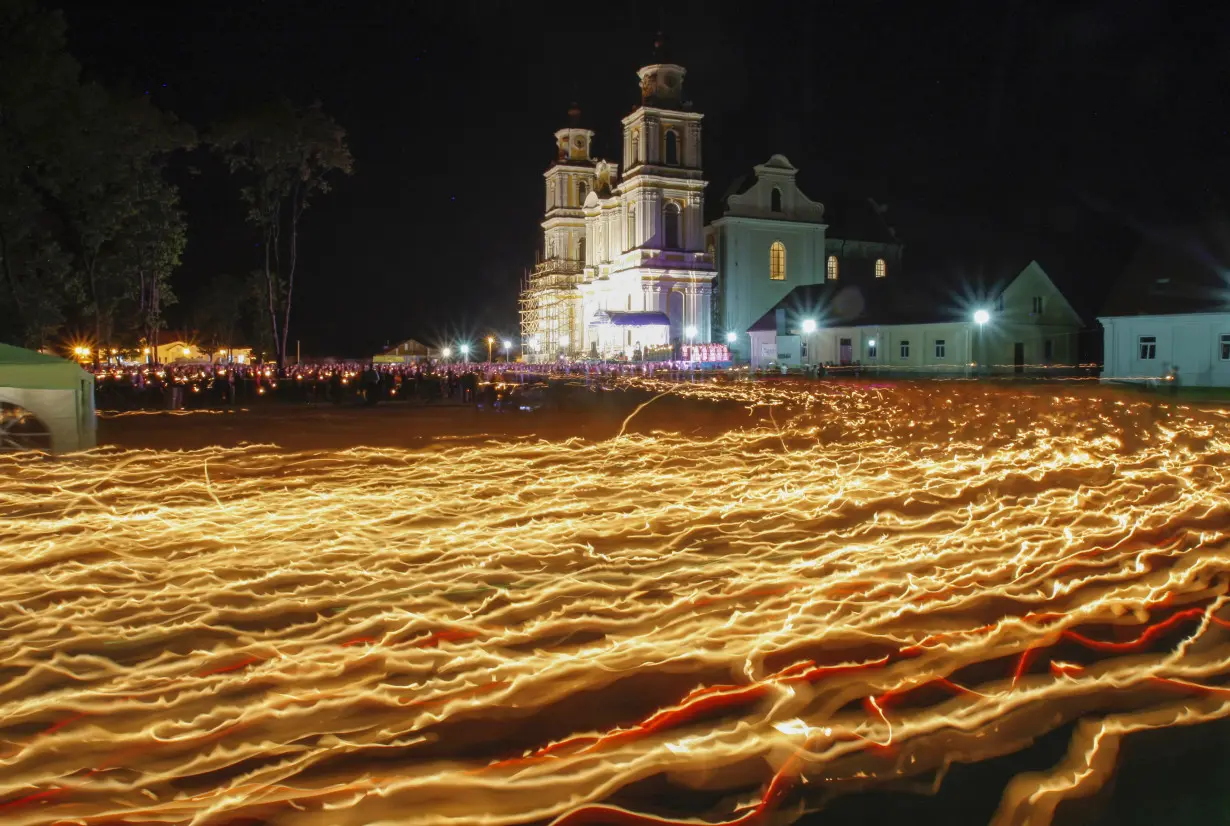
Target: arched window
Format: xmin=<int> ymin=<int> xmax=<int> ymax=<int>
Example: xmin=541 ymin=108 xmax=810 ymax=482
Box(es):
xmin=875 ymin=258 xmax=887 ymax=278
xmin=578 ymin=237 xmax=586 ymax=263
xmin=631 ymin=132 xmax=640 ymax=165
xmin=771 ymin=188 xmax=783 ymax=212
xmin=663 ymin=202 xmax=681 ymax=249
xmin=578 ymin=180 xmax=589 ymax=203
xmin=770 ymin=241 xmax=786 ymax=281
xmin=626 ymin=205 xmax=637 ymax=249
xmin=664 ymin=130 xmax=679 ymax=165
xmin=826 ymin=255 xmax=838 ymax=280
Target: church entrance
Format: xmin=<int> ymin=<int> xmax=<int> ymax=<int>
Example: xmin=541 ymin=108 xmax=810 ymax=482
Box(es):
xmin=1014 ymin=342 xmax=1025 ymax=373
xmin=668 ymin=291 xmax=684 ymax=345
xmin=839 ymin=338 xmax=853 ymax=365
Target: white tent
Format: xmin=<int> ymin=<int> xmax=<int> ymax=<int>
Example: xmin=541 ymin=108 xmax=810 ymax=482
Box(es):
xmin=0 ymin=343 xmax=96 ymax=453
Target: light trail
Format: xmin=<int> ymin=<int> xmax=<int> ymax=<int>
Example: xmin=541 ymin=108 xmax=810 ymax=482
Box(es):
xmin=1 ymin=380 xmax=1229 ymax=826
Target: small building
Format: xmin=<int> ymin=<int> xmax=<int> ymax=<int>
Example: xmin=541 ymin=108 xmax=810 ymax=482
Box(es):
xmin=747 ymin=260 xmax=1082 ymax=374
xmin=0 ymin=343 xmax=96 ymax=453
xmin=1098 ymin=222 xmax=1230 ymax=388
xmin=374 ymin=338 xmax=434 ymax=364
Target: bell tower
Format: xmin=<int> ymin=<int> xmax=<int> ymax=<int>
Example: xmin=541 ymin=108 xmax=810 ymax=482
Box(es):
xmin=620 ymin=34 xmax=705 ymax=252
xmin=542 ymin=103 xmax=597 ymax=263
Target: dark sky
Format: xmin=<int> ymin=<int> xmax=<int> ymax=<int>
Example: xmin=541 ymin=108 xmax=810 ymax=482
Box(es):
xmin=54 ymin=0 xmax=1230 ymax=356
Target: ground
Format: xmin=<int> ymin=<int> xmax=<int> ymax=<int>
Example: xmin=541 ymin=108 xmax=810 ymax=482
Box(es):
xmin=2 ymin=379 xmax=1229 ymax=826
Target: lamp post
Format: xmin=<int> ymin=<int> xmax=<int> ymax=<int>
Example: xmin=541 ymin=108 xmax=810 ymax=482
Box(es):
xmin=801 ymin=318 xmax=817 ymax=368
xmin=502 ymin=339 xmax=512 ymax=362
xmin=460 ymin=343 xmax=470 ymax=363
xmin=442 ymin=346 xmax=452 ymax=362
xmin=973 ymin=309 xmax=990 ymax=375
xmin=487 ymin=336 xmax=494 ymax=362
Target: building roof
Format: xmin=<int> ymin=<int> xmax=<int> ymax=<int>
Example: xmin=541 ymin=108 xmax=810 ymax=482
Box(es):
xmin=747 ymin=262 xmax=1040 ymax=333
xmin=591 ymin=311 xmax=670 ymax=327
xmin=824 ymin=195 xmax=901 ymax=245
xmin=1099 ymin=220 xmax=1230 ymax=317
xmin=0 ymin=343 xmax=91 ymax=391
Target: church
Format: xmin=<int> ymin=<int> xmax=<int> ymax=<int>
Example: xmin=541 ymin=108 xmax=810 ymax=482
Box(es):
xmin=519 ymin=43 xmax=715 ymax=362
xmin=519 ymin=45 xmax=1082 ymax=370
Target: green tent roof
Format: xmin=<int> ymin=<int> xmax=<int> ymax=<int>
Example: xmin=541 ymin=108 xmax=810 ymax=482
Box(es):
xmin=0 ymin=343 xmax=92 ymax=391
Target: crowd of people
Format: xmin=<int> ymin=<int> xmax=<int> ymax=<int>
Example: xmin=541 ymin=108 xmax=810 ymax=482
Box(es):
xmin=86 ymin=358 xmax=716 ymax=411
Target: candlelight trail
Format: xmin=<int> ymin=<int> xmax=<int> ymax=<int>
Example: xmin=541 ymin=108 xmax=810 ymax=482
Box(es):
xmin=2 ymin=379 xmax=1228 ymax=826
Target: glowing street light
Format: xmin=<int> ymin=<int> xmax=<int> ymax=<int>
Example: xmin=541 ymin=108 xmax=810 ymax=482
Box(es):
xmin=725 ymin=331 xmax=737 ymax=344
xmin=502 ymin=339 xmax=512 ymax=361
xmin=801 ymin=318 xmax=817 ymax=334
xmin=974 ymin=309 xmax=991 ymax=326
xmin=442 ymin=347 xmax=452 ymax=359
xmin=460 ymin=343 xmax=471 ymax=361
xmin=487 ymin=336 xmax=494 ymax=362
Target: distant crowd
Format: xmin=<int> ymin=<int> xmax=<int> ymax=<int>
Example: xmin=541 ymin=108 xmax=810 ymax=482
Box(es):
xmin=86 ymin=359 xmax=714 ymax=411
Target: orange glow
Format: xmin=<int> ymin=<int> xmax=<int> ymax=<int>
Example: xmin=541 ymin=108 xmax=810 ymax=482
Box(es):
xmin=0 ymin=380 xmax=1228 ymax=825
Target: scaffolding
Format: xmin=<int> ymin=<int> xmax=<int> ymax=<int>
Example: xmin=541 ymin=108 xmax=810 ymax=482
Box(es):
xmin=519 ymin=259 xmax=584 ymax=362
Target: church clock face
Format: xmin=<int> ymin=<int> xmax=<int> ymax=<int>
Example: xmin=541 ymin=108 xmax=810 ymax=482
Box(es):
xmin=574 ymin=137 xmax=584 ymax=147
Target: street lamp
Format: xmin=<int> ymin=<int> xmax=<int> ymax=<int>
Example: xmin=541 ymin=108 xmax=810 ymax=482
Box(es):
xmin=725 ymin=331 xmax=737 ymax=344
xmin=442 ymin=347 xmax=452 ymax=360
xmin=801 ymin=319 xmax=817 ymax=334
xmin=487 ymin=336 xmax=494 ymax=362
xmin=502 ymin=339 xmax=512 ymax=361
xmin=971 ymin=309 xmax=991 ymax=373
xmin=460 ymin=343 xmax=470 ymax=361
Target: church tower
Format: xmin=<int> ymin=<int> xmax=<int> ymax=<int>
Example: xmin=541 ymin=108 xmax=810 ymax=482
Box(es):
xmin=575 ymin=34 xmax=714 ymax=356
xmin=542 ymin=104 xmax=596 ymax=265
xmin=520 ymin=104 xmax=595 ymax=360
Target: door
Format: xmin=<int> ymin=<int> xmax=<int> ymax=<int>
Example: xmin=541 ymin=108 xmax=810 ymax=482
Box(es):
xmin=1014 ymin=342 xmax=1025 ymax=373
xmin=839 ymin=337 xmax=853 ymax=365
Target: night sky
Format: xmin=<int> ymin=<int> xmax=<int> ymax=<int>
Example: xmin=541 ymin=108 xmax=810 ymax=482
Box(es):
xmin=54 ymin=0 xmax=1230 ymax=357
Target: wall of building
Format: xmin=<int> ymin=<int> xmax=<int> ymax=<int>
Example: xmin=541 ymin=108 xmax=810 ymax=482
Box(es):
xmin=1101 ymin=313 xmax=1230 ymax=387
xmin=713 ymin=220 xmax=826 ymax=360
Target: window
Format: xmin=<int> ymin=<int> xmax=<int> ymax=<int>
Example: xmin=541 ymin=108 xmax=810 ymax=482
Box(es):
xmin=577 ymin=237 xmax=586 ymax=263
xmin=663 ymin=202 xmax=681 ymax=249
xmin=771 ymin=188 xmax=783 ymax=212
xmin=769 ymin=240 xmax=786 ymax=280
xmin=868 ymin=340 xmax=877 ymax=359
xmin=935 ymin=339 xmax=946 ymax=359
xmin=706 ymin=238 xmax=716 ymax=266
xmin=875 ymin=258 xmax=887 ymax=278
xmin=1221 ymin=334 xmax=1230 ymax=361
xmin=631 ymin=132 xmax=640 ymax=164
xmin=1044 ymin=339 xmax=1054 ymax=364
xmin=626 ymin=205 xmax=637 ymax=249
xmin=900 ymin=340 xmax=910 ymax=359
xmin=578 ymin=181 xmax=589 ymax=203
xmin=1139 ymin=336 xmax=1156 ymax=360
xmin=1032 ymin=296 xmax=1044 ymax=314
xmin=664 ymin=130 xmax=679 ymax=165
xmin=826 ymin=255 xmax=838 ymax=280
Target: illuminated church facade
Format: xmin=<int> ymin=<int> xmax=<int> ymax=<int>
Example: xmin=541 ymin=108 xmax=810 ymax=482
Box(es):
xmin=519 ymin=48 xmax=716 ymax=362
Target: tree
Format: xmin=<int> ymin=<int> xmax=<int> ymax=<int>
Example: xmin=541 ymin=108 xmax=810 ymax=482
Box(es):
xmin=212 ymin=100 xmax=353 ymax=366
xmin=0 ymin=0 xmax=83 ymax=347
xmin=55 ymin=88 xmax=193 ymax=347
xmin=0 ymin=0 xmax=193 ymax=351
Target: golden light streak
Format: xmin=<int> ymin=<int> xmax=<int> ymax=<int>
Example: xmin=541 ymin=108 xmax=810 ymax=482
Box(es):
xmin=0 ymin=379 xmax=1228 ymax=826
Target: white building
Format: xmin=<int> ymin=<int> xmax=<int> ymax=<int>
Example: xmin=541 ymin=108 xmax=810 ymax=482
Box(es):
xmin=1099 ymin=223 xmax=1230 ymax=388
xmin=520 ymin=41 xmax=715 ymax=361
xmin=747 ymin=260 xmax=1082 ymax=374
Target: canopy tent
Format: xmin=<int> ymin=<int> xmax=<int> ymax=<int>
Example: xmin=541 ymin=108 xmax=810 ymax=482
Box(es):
xmin=0 ymin=343 xmax=96 ymax=452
